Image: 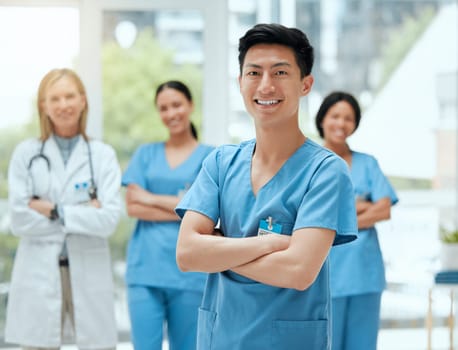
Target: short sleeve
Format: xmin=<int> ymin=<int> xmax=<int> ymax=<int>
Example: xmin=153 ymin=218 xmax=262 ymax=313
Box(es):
xmin=367 ymin=156 xmax=399 ymax=205
xmin=175 ymin=147 xmax=220 ymax=223
xmin=121 ymin=145 xmax=148 ymax=188
xmin=294 ymin=156 xmax=358 ymax=246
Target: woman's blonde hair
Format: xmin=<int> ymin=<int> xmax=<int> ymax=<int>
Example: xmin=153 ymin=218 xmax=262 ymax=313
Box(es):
xmin=37 ymin=68 xmax=89 ymax=141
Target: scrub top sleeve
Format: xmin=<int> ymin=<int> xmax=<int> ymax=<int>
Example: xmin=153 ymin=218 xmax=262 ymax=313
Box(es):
xmin=294 ymin=156 xmax=357 ymax=246
xmin=368 ymin=155 xmax=399 ymax=205
xmin=121 ymin=144 xmax=148 ymax=188
xmin=175 ymin=147 xmax=220 ymax=224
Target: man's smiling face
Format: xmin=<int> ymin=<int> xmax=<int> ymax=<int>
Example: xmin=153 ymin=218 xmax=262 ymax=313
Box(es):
xmin=239 ymin=43 xmax=312 ymax=128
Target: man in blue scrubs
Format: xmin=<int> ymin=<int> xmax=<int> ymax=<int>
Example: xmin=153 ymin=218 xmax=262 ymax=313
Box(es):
xmin=176 ymin=24 xmax=358 ymax=350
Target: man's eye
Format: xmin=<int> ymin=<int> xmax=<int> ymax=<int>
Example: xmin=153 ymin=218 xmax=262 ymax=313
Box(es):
xmin=276 ymin=71 xmax=287 ymax=75
xmin=247 ymin=71 xmax=259 ymax=76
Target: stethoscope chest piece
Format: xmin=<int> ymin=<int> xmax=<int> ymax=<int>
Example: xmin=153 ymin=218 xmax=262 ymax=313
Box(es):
xmin=88 ymin=185 xmax=97 ymax=200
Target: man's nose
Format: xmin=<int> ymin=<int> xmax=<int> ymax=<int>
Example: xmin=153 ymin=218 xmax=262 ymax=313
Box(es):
xmin=258 ymin=74 xmax=275 ymax=94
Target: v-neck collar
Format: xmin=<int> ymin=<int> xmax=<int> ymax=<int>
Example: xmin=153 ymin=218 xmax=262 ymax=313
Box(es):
xmin=248 ymin=139 xmax=308 ymax=198
xmin=161 ymin=142 xmax=202 ymax=171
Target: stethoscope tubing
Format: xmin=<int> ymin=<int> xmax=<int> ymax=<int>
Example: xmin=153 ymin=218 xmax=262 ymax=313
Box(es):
xmin=27 ymin=137 xmax=97 ymax=200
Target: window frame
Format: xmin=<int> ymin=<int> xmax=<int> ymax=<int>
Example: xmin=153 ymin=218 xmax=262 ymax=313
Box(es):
xmin=0 ymin=0 xmax=230 ymax=144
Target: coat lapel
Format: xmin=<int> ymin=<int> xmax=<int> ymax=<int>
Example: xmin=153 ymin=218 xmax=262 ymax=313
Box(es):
xmin=61 ymin=136 xmax=89 ymax=191
xmin=44 ymin=136 xmax=66 ymax=189
xmin=45 ymin=135 xmax=90 ymax=200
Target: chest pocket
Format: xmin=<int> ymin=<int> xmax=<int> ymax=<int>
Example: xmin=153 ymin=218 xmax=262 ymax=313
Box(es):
xmin=70 ymin=177 xmax=93 ymax=204
xmin=278 ymin=222 xmax=294 ymax=235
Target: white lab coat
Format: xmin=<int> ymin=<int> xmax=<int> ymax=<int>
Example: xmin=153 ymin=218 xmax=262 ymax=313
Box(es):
xmin=5 ymin=136 xmax=121 ymax=349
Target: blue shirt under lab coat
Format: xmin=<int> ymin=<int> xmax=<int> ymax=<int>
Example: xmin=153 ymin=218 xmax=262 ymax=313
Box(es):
xmin=176 ymin=139 xmax=358 ymax=350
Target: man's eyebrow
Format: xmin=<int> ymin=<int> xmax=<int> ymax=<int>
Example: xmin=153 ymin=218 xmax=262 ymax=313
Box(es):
xmin=271 ymin=62 xmax=292 ymax=68
xmin=243 ymin=63 xmax=262 ymax=69
xmin=243 ymin=61 xmax=292 ymax=69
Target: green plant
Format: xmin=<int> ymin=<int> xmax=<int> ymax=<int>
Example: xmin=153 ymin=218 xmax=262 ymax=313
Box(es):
xmin=440 ymin=227 xmax=458 ymax=244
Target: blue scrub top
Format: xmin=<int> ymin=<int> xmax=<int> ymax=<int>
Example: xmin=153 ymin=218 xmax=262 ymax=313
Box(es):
xmin=122 ymin=142 xmax=214 ymax=290
xmin=330 ymin=151 xmax=398 ymax=297
xmin=176 ymin=139 xmax=358 ymax=349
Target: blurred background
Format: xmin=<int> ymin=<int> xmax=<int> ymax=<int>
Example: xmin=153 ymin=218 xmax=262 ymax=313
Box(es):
xmin=0 ymin=0 xmax=456 ymax=348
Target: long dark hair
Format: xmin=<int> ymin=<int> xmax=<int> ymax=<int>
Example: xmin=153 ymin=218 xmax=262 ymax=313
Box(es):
xmin=315 ymin=91 xmax=361 ymax=138
xmin=155 ymin=80 xmax=198 ymax=140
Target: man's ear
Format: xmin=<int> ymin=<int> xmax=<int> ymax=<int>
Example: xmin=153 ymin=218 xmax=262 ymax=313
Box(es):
xmin=301 ymin=75 xmax=314 ymax=96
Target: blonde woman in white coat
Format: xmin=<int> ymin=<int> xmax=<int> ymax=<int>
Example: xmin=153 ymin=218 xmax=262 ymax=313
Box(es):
xmin=5 ymin=68 xmax=121 ymax=350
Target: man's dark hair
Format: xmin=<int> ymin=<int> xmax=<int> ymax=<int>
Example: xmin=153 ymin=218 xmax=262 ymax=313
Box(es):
xmin=238 ymin=23 xmax=314 ymax=78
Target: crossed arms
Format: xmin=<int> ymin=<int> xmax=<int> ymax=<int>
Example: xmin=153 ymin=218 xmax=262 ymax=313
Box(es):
xmin=125 ymin=183 xmax=180 ymax=221
xmin=356 ymin=197 xmax=391 ymax=229
xmin=176 ymin=210 xmax=335 ymax=291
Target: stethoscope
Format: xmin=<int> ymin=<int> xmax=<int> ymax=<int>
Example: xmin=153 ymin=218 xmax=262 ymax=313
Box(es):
xmin=27 ymin=138 xmax=97 ymax=200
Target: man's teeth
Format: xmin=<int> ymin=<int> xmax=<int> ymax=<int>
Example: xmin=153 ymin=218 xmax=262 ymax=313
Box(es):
xmin=257 ymin=100 xmax=279 ymax=105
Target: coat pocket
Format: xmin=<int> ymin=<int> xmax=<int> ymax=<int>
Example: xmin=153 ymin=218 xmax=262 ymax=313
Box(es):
xmin=271 ymin=319 xmax=328 ymax=349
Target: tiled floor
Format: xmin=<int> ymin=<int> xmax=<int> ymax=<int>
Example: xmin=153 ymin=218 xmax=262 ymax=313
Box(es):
xmin=122 ymin=327 xmax=454 ymax=350
xmin=2 ymin=327 xmax=453 ymax=350
xmin=378 ymin=326 xmax=454 ymax=350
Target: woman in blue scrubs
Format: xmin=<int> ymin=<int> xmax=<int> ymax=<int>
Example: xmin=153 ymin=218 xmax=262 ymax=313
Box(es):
xmin=122 ymin=81 xmax=214 ymax=350
xmin=315 ymin=91 xmax=398 ymax=350
xmin=175 ymin=24 xmax=358 ymax=350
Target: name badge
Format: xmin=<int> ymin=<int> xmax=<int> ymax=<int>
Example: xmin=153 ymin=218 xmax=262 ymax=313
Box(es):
xmin=74 ymin=181 xmax=89 ymax=192
xmin=74 ymin=181 xmax=90 ymax=203
xmin=258 ymin=216 xmax=282 ymax=236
